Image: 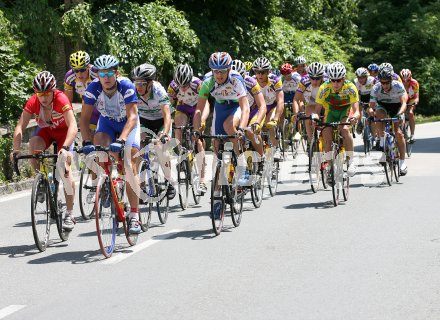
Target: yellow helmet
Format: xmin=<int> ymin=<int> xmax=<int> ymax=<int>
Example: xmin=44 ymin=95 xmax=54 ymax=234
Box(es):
xmin=244 ymin=61 xmax=253 ymax=72
xmin=69 ymin=50 xmax=90 ymax=69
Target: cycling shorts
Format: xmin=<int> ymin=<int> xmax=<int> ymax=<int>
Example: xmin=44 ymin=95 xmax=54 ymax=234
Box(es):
xmin=377 ymin=102 xmax=401 ymax=118
xmin=96 ymin=115 xmax=141 ymax=149
xmin=140 ymin=117 xmax=164 ymax=136
xmin=212 ymin=101 xmax=241 ymax=135
xmin=34 ymin=127 xmax=73 ymax=152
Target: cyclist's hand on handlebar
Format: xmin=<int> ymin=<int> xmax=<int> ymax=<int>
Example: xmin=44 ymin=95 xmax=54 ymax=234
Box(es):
xmin=265 ymin=119 xmax=278 ymax=129
xmin=348 ymin=116 xmax=357 ymax=124
xmin=10 ymin=150 xmax=20 ymax=163
xmin=397 ymin=113 xmax=405 ymax=122
xmin=251 ymin=122 xmax=261 ymax=134
xmin=236 ymin=127 xmax=245 ymax=138
xmin=82 ymin=140 xmax=95 ymax=155
xmin=193 ymin=131 xmax=201 ymax=139
xmin=110 ymin=139 xmax=125 ymax=152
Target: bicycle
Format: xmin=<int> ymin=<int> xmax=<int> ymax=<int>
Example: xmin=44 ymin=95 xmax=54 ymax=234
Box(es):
xmin=359 ymin=102 xmax=374 ymax=155
xmin=321 ymin=121 xmax=353 ymax=207
xmin=138 ymin=134 xmax=170 ymax=229
xmin=201 ymin=133 xmax=245 ymax=236
xmin=13 ymin=146 xmax=70 ymax=252
xmin=371 ymin=117 xmax=401 ymax=186
xmin=402 ymin=105 xmax=415 ymax=157
xmin=84 ymin=145 xmax=139 ymax=258
xmin=173 ymin=124 xmax=203 ymax=210
xmin=261 ymin=130 xmax=279 ymax=197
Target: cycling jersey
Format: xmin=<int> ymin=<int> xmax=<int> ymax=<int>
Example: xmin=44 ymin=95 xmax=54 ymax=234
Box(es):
xmin=316 ymin=80 xmax=359 ymax=123
xmin=370 ymin=80 xmax=406 ymax=117
xmin=243 ymin=75 xmax=262 ymax=117
xmin=282 ymin=72 xmax=302 ymax=94
xmin=199 ymin=72 xmax=247 ymax=102
xmin=167 ymin=77 xmax=201 ymax=116
xmin=24 ymin=89 xmax=72 ymax=129
xmin=64 ymin=66 xmax=98 ymax=97
xmin=296 ymin=75 xmax=323 ymax=106
xmin=254 ymin=73 xmax=283 ymax=110
xmin=136 ymin=81 xmax=171 ymax=121
xmin=354 ymin=76 xmax=376 ymax=103
xmin=403 ymin=78 xmax=419 ymax=105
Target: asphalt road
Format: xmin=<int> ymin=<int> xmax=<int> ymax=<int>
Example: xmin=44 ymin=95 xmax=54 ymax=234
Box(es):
xmin=1 ymin=122 xmax=439 ymax=320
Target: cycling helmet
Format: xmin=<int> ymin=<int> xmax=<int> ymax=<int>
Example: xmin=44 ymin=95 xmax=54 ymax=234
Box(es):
xmin=231 ymin=59 xmax=246 ymax=76
xmin=327 ymin=62 xmax=346 ymax=80
xmin=307 ymin=62 xmax=325 ymax=77
xmin=208 ymin=52 xmax=232 ymax=69
xmin=69 ymin=50 xmax=90 ymax=69
xmin=367 ymin=63 xmax=379 ymax=72
xmin=355 ymin=67 xmax=369 ymax=77
xmin=280 ymin=63 xmax=293 ymax=75
xmin=400 ymin=68 xmax=412 ymax=80
xmin=131 ymin=63 xmax=156 ymax=81
xmin=378 ymin=67 xmax=393 ymax=81
xmin=33 ymin=71 xmax=56 ymax=92
xmin=378 ymin=62 xmax=394 ymax=72
xmin=294 ymin=56 xmax=307 ymax=65
xmin=252 ymin=57 xmax=272 ymax=71
xmin=94 ymin=54 xmax=119 ymax=70
xmin=173 ymin=64 xmax=193 ymax=86
xmin=244 ymin=61 xmax=253 ymax=72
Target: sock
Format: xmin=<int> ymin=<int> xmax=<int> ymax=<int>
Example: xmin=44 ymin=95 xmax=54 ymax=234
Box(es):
xmin=380 ymin=138 xmax=384 ymax=147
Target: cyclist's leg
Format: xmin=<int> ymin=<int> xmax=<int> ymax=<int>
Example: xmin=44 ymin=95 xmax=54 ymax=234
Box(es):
xmin=265 ymin=106 xmax=277 ymax=147
xmin=322 ymin=110 xmax=335 ymax=162
xmin=408 ymin=105 xmax=416 ymax=137
xmin=305 ymin=103 xmax=317 ymax=144
xmin=124 ymin=119 xmax=141 ymax=210
xmin=247 ymin=110 xmax=264 ymax=157
xmin=29 ymin=128 xmax=50 ymax=170
xmin=174 ymin=110 xmax=187 ymax=144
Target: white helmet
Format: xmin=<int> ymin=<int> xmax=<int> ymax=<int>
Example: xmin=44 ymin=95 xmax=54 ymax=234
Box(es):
xmin=378 ymin=62 xmax=394 ymax=72
xmin=94 ymin=54 xmax=119 ymax=70
xmin=231 ymin=59 xmax=246 ymax=76
xmin=174 ymin=64 xmax=193 ymax=86
xmin=307 ymin=62 xmax=325 ymax=77
xmin=294 ymin=56 xmax=307 ymax=65
xmin=328 ymin=62 xmax=346 ymax=80
xmin=252 ymin=57 xmax=272 ymax=70
xmin=355 ymin=67 xmax=369 ymax=77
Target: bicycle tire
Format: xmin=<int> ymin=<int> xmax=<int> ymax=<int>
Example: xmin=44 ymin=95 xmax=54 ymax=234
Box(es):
xmin=404 ymin=122 xmax=413 ymax=158
xmin=156 ymin=170 xmax=169 ymax=224
xmin=139 ymin=159 xmax=153 ymax=232
xmin=330 ymin=147 xmax=340 ymax=207
xmin=383 ymin=142 xmax=393 ymax=186
xmin=299 ymin=120 xmax=308 ymax=152
xmin=250 ymin=161 xmax=263 ymax=208
xmin=268 ymin=161 xmax=279 ymax=197
xmin=342 ymin=155 xmax=349 ymax=202
xmin=211 ymin=163 xmax=226 ymax=235
xmin=362 ymin=120 xmax=371 ymax=155
xmin=139 ymin=202 xmax=152 ymax=232
xmin=308 ymin=135 xmax=321 ymax=193
xmin=177 ymin=159 xmax=189 ymax=210
xmin=79 ymin=166 xmax=95 ymax=220
xmin=31 ymin=173 xmax=50 ymax=252
xmin=95 ymin=177 xmax=116 ymax=258
xmin=55 ymin=180 xmax=69 ymax=241
xmin=190 ymin=155 xmax=201 ymax=205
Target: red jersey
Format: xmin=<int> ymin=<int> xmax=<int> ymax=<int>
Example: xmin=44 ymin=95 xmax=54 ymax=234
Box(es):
xmin=23 ymin=89 xmax=73 ymax=129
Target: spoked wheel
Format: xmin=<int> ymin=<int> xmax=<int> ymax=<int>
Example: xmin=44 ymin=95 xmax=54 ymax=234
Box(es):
xmin=139 ymin=159 xmax=153 ymax=231
xmin=268 ymin=161 xmax=279 ymax=197
xmin=362 ymin=120 xmax=372 ymax=155
xmin=117 ymin=181 xmax=138 ymax=247
xmin=211 ymin=164 xmax=226 ymax=236
xmin=404 ymin=123 xmax=413 ymax=158
xmin=299 ymin=121 xmax=308 ymax=152
xmin=31 ymin=173 xmax=50 ymax=252
xmin=250 ymin=161 xmax=263 ymax=208
xmin=190 ymin=155 xmax=201 ymax=205
xmin=177 ymin=159 xmax=189 ymax=210
xmin=229 ymin=171 xmax=244 ymax=227
xmin=79 ymin=166 xmax=95 ymax=220
xmin=329 ymin=159 xmax=339 ymax=207
xmin=383 ymin=144 xmax=393 ymax=186
xmin=55 ymin=179 xmax=69 ymax=241
xmin=156 ymin=169 xmax=169 ymax=224
xmin=139 ymin=202 xmax=152 ymax=232
xmin=308 ymin=136 xmax=321 ymax=193
xmin=342 ymin=156 xmax=349 ymax=202
xmin=291 ymin=136 xmax=299 ymax=160
xmin=281 ymin=119 xmax=291 ymax=159
xmin=95 ymin=177 xmax=116 ymax=258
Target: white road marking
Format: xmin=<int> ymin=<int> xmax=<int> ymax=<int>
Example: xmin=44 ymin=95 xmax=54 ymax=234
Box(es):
xmin=102 ymin=229 xmax=184 ymax=265
xmin=0 ymin=305 xmax=26 ymax=319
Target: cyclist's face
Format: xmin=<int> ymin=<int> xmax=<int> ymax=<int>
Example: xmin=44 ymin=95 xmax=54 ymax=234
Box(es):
xmin=330 ymin=78 xmax=345 ymax=91
xmin=74 ymin=65 xmax=89 ymax=80
xmin=36 ymin=91 xmax=54 ymax=107
xmin=369 ymin=70 xmax=378 ymax=77
xmin=310 ymin=77 xmax=323 ymax=87
xmin=380 ymin=80 xmax=392 ymax=92
xmin=134 ymin=80 xmax=152 ymax=95
xmin=296 ymin=64 xmax=306 ymax=74
xmin=98 ymin=69 xmax=118 ymax=90
xmin=212 ymin=68 xmax=229 ymax=84
xmin=255 ymin=70 xmax=269 ymax=84
xmin=357 ymin=76 xmax=367 ymax=85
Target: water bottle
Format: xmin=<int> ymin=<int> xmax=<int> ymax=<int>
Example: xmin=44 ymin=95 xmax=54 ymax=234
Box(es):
xmin=48 ymin=172 xmax=55 ymax=194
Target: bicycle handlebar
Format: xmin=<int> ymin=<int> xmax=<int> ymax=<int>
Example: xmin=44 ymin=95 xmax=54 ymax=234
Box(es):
xmin=13 ymin=152 xmax=58 ymax=176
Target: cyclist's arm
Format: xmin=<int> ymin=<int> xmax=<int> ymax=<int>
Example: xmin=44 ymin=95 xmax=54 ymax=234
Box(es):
xmin=238 ymin=95 xmax=250 ymax=129
xmin=160 ymin=104 xmax=172 ymax=136
xmin=80 ymin=103 xmax=94 ymax=143
xmin=350 ymin=101 xmax=360 ymax=120
xmin=119 ymin=103 xmax=138 ymax=141
xmin=64 ymin=89 xmax=74 ymax=103
xmin=12 ymin=111 xmax=32 ymax=152
xmin=293 ymin=91 xmax=304 ymax=115
xmin=193 ymin=97 xmax=208 ymax=132
xmin=398 ymin=93 xmax=408 ymax=116
xmin=62 ymin=110 xmax=78 ymax=148
xmin=273 ymin=91 xmax=284 ymax=122
xmin=254 ymin=92 xmax=267 ymax=124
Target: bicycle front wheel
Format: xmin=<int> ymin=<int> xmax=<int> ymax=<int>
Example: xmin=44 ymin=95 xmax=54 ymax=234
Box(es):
xmin=177 ymin=159 xmax=189 ymax=210
xmin=156 ymin=170 xmax=169 ymax=224
xmin=139 ymin=201 xmax=152 ymax=232
xmin=211 ymin=164 xmax=225 ymax=235
xmin=55 ymin=179 xmax=69 ymax=241
xmin=31 ymin=173 xmax=50 ymax=252
xmin=250 ymin=161 xmax=263 ymax=208
xmin=190 ymin=156 xmax=201 ymax=205
xmin=79 ymin=166 xmax=95 ymax=220
xmin=308 ymin=136 xmax=321 ymax=193
xmin=95 ymin=177 xmax=116 ymax=258
xmin=229 ymin=170 xmax=244 ymax=227
xmin=268 ymin=161 xmax=279 ymax=197
xmin=342 ymin=156 xmax=349 ymax=202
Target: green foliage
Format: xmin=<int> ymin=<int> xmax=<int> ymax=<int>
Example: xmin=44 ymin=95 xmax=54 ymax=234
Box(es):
xmin=62 ymin=2 xmax=94 ymax=50
xmin=0 ymin=134 xmax=13 ymax=183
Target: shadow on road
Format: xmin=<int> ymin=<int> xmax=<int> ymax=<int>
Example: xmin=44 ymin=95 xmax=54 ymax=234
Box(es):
xmin=27 ymin=249 xmax=103 ymax=264
xmin=284 ymin=200 xmax=334 ymax=209
xmin=408 ymin=137 xmax=440 ymax=154
xmin=0 ymin=243 xmax=40 ymax=258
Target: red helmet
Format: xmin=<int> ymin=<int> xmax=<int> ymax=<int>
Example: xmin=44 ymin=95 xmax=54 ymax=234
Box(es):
xmin=280 ymin=63 xmax=293 ymax=75
xmin=33 ymin=71 xmax=56 ymax=92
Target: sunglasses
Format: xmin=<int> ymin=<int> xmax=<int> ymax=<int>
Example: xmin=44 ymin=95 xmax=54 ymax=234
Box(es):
xmin=212 ymin=69 xmax=229 ymax=74
xmin=74 ymin=68 xmax=87 ymax=73
xmin=330 ymin=79 xmax=343 ymax=83
xmin=98 ymin=71 xmax=116 ymax=78
xmin=134 ymin=81 xmax=150 ymax=86
xmin=380 ymin=80 xmax=391 ymax=85
xmin=310 ymin=76 xmax=322 ymax=81
xmin=255 ymin=70 xmax=269 ymax=75
xmin=36 ymin=91 xmax=52 ymax=97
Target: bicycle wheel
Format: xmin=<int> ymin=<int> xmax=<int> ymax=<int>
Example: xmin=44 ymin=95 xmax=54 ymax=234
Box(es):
xmin=342 ymin=155 xmax=349 ymax=202
xmin=362 ymin=120 xmax=371 ymax=155
xmin=156 ymin=169 xmax=169 ymax=224
xmin=308 ymin=136 xmax=321 ymax=193
xmin=211 ymin=164 xmax=226 ymax=235
xmin=79 ymin=166 xmax=95 ymax=220
xmin=117 ymin=182 xmax=138 ymax=247
xmin=299 ymin=121 xmax=308 ymax=152
xmin=31 ymin=173 xmax=50 ymax=252
xmin=139 ymin=159 xmax=153 ymax=232
xmin=229 ymin=166 xmax=244 ymax=227
xmin=190 ymin=155 xmax=201 ymax=205
xmin=404 ymin=122 xmax=413 ymax=158
xmin=139 ymin=202 xmax=152 ymax=232
xmin=177 ymin=159 xmax=189 ymax=210
xmin=330 ymin=147 xmax=341 ymax=207
xmin=250 ymin=161 xmax=263 ymax=208
xmin=95 ymin=177 xmax=116 ymax=258
xmin=268 ymin=161 xmax=279 ymax=197
xmin=55 ymin=179 xmax=69 ymax=241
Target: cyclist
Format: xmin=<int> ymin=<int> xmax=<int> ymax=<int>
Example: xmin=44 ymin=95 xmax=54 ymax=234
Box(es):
xmin=379 ymin=63 xmax=402 ymax=82
xmin=10 ymin=71 xmax=78 ymax=231
xmin=400 ymin=69 xmax=419 ymax=143
xmin=168 ymin=63 xmax=208 ymax=194
xmin=294 ymin=56 xmax=308 ymax=77
xmin=367 ymin=63 xmax=379 ymax=78
xmin=193 ymin=51 xmax=250 ymax=219
xmin=354 ymin=67 xmax=376 ymax=135
xmin=80 ymin=54 xmax=143 ymax=234
xmin=131 ymin=63 xmax=176 ymax=199
xmin=293 ymin=62 xmax=326 ymax=147
xmin=231 ymin=59 xmax=267 ymax=159
xmin=280 ymin=63 xmax=301 ymax=105
xmin=314 ymin=62 xmax=360 ymax=177
xmin=370 ymin=67 xmax=409 ymax=175
xmin=252 ymin=57 xmax=284 ymax=160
